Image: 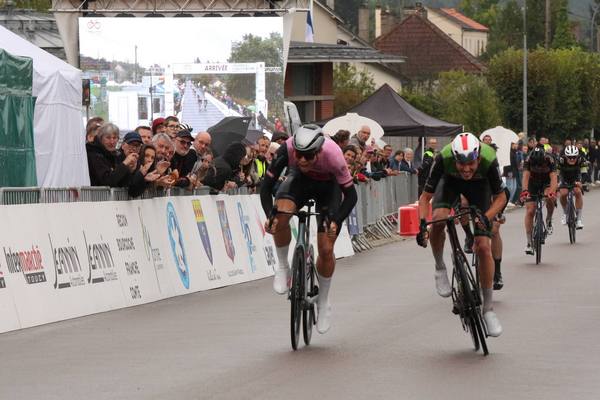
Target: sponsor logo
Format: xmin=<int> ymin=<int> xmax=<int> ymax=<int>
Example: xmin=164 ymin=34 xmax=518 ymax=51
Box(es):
xmin=139 ymin=207 xmax=165 ymax=292
xmin=167 ymin=202 xmax=190 ymax=289
xmin=83 ymin=232 xmax=118 ymax=284
xmin=216 ymin=200 xmax=235 ymax=262
xmin=237 ymin=202 xmax=256 ymax=273
xmin=3 ymin=245 xmax=47 ymax=285
xmin=49 ymin=235 xmax=85 ymax=289
xmin=253 ymin=205 xmax=276 ymax=269
xmin=192 ymin=200 xmax=213 ymax=265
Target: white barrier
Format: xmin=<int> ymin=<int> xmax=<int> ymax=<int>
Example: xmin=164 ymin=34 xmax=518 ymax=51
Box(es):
xmin=0 ymin=194 xmax=353 ymax=333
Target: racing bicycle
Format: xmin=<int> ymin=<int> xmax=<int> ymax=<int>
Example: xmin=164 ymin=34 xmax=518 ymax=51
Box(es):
xmin=426 ymin=207 xmax=489 ymax=356
xmin=270 ymin=201 xmax=319 ymax=351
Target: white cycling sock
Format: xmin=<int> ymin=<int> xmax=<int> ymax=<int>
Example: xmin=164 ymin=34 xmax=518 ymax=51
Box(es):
xmin=482 ymin=288 xmax=493 ymax=313
xmin=433 ymin=249 xmax=446 ymax=271
xmin=317 ymin=271 xmax=331 ymax=306
xmin=576 ymin=209 xmax=582 ymax=220
xmin=276 ymin=245 xmax=290 ymax=270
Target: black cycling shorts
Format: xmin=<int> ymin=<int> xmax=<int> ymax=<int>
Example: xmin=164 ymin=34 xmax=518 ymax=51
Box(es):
xmin=275 ymin=169 xmax=341 ymax=234
xmin=527 ymin=179 xmax=550 ymax=202
xmin=558 ymin=179 xmax=577 ymax=190
xmin=431 ymin=176 xmax=492 ymax=237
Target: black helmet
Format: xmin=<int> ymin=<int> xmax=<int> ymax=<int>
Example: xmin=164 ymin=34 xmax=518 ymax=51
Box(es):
xmin=292 ymin=124 xmax=325 ymax=153
xmin=529 ymin=145 xmax=545 ymax=165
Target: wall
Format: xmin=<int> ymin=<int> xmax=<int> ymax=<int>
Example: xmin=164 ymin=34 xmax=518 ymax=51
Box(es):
xmin=291 ymin=5 xmax=338 ymax=44
xmin=463 ymin=30 xmax=487 ymax=57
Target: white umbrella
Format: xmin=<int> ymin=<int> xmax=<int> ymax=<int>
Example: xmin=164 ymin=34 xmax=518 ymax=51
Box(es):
xmin=323 ymin=113 xmax=384 ymax=142
xmin=480 ymin=126 xmax=519 ymax=171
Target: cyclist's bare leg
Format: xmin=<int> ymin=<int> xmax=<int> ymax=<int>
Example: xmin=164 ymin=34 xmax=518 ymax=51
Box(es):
xmin=315 ymin=232 xmax=337 ymax=333
xmin=473 ymin=236 xmax=493 ymax=309
xmin=271 ymin=199 xmax=295 ymax=247
xmin=524 ymin=201 xmax=535 ymax=244
xmin=559 ymin=188 xmax=568 ymax=211
xmin=316 ymin=233 xmax=336 ymax=278
xmin=574 ymin=186 xmax=583 ymax=209
xmin=270 ymin=199 xmax=296 ymax=294
xmin=430 ymin=208 xmax=452 ymax=297
xmin=429 ymin=208 xmax=450 ymax=269
xmin=491 ymin=221 xmax=502 ymax=260
xmin=544 ymin=187 xmax=555 ymax=221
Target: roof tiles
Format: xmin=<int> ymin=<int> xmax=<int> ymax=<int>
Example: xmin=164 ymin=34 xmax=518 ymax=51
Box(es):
xmin=373 ymin=14 xmax=485 ymax=81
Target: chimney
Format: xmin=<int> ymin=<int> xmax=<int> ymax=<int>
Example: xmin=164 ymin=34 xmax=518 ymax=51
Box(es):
xmin=403 ymin=2 xmax=427 ymax=19
xmin=380 ymin=7 xmax=398 ymax=37
xmin=358 ymin=6 xmax=370 ymax=42
xmin=375 ymin=6 xmax=382 ymax=38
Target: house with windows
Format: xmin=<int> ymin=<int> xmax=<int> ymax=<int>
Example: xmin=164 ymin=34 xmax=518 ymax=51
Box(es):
xmin=373 ymin=13 xmax=485 ymax=83
xmin=426 ymin=8 xmax=489 ymax=57
xmin=286 ymin=0 xmax=405 ymax=123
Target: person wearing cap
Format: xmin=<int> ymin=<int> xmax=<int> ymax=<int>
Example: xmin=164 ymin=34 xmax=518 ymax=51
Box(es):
xmin=116 ymin=131 xmax=144 ymax=163
xmin=171 ymin=128 xmax=198 ymax=188
xmin=151 ymin=118 xmax=166 ymax=135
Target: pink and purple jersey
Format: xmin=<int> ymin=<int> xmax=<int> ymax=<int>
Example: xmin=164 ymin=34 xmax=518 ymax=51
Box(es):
xmin=286 ymin=137 xmax=353 ymax=188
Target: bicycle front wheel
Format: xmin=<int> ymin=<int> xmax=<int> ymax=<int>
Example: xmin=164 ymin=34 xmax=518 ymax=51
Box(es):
xmin=533 ymin=210 xmax=543 ymax=265
xmin=290 ymin=247 xmax=304 ymax=351
xmin=302 ymin=246 xmax=316 ymax=346
xmin=568 ymin=198 xmax=576 ymax=244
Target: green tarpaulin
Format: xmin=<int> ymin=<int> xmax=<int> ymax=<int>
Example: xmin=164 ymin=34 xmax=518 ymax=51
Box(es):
xmin=0 ymin=48 xmax=37 ymax=186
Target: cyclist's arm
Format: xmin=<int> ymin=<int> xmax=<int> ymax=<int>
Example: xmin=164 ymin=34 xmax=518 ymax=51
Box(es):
xmin=418 ymin=191 xmax=433 ymax=220
xmin=333 ymin=184 xmax=358 ymax=228
xmin=485 ymin=159 xmax=507 ymax=221
xmin=260 ymin=144 xmax=288 ymax=216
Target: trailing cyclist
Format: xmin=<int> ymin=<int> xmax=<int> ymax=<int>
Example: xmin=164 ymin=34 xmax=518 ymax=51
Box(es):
xmin=260 ymin=124 xmax=358 ymax=334
xmin=558 ymin=145 xmax=585 ymax=229
xmin=416 ymin=133 xmax=507 ymax=337
xmin=520 ymin=145 xmax=558 ymax=255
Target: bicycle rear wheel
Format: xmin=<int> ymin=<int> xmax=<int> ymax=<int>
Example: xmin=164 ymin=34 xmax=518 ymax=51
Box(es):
xmin=453 ymin=252 xmax=480 ymax=352
xmin=302 ymin=246 xmax=317 ymax=345
xmin=568 ymin=197 xmax=576 ymax=244
xmin=290 ymin=247 xmax=304 ymax=351
xmin=533 ymin=209 xmax=543 ymax=265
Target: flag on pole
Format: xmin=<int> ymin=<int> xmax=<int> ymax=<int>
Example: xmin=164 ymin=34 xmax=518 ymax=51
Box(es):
xmin=305 ymin=2 xmax=314 ymax=42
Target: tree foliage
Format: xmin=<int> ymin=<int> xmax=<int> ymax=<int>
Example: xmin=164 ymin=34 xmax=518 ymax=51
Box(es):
xmin=227 ymin=33 xmax=283 ymax=110
xmin=333 ymin=63 xmax=376 ymax=115
xmin=488 ymin=47 xmax=600 ymax=141
xmin=459 ymin=0 xmax=499 ymax=28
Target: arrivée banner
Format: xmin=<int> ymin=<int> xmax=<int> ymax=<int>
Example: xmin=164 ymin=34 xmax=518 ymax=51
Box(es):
xmin=0 ymin=194 xmax=353 ymax=333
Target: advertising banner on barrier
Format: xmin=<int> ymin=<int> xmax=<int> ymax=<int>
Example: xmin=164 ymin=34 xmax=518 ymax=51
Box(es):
xmin=0 ymin=193 xmax=354 ymax=334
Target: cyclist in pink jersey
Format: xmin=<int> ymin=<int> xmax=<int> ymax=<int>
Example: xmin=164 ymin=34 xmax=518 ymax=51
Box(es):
xmin=261 ymin=125 xmax=358 ymax=334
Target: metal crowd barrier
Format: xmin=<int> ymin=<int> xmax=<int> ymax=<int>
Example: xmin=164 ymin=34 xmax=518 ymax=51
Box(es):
xmin=0 ymin=187 xmax=41 ymax=205
xmin=350 ymin=173 xmax=418 ymax=252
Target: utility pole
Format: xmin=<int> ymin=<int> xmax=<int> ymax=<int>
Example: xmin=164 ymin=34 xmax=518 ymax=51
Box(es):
xmin=591 ymin=5 xmax=600 ymax=52
xmin=134 ymin=45 xmax=138 ymax=83
xmin=545 ymin=0 xmax=551 ymax=48
xmin=523 ymin=0 xmax=528 ymax=135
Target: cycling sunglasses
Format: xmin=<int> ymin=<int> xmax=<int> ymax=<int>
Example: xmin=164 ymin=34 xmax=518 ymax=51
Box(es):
xmin=295 ymin=150 xmax=317 ymax=161
xmin=454 ymin=151 xmax=479 ymax=164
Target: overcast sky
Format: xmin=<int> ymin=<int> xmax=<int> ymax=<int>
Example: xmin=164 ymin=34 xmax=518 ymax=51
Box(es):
xmin=79 ymin=17 xmax=283 ymax=67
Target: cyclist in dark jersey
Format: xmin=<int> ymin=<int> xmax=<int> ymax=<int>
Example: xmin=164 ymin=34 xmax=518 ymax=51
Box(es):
xmin=416 ymin=133 xmax=507 ymax=338
xmin=519 ymin=145 xmax=558 ymax=254
xmin=261 ymin=124 xmax=358 ymax=334
xmin=558 ymin=145 xmax=584 ymax=229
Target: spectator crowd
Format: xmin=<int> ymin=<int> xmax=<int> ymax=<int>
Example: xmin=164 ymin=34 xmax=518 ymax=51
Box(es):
xmin=84 ymin=116 xmax=421 ymax=198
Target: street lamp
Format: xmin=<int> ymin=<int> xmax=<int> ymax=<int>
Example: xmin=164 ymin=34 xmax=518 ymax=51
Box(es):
xmin=523 ymin=1 xmax=528 ymax=136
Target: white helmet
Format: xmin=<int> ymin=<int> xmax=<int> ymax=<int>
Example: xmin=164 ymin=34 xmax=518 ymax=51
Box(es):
xmin=564 ymin=145 xmax=579 ymax=157
xmin=293 ymin=124 xmax=325 ymax=153
xmin=451 ymin=133 xmax=480 ymax=163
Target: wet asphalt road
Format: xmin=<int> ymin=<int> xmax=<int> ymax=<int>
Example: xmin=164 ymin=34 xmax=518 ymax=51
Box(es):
xmin=1 ymin=190 xmax=600 ymax=400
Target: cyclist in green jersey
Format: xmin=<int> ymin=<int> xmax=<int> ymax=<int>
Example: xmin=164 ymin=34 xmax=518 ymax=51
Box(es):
xmin=416 ymin=133 xmax=507 ymax=337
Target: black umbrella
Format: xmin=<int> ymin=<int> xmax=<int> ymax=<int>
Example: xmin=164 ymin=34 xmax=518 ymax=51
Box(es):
xmin=245 ymin=129 xmax=263 ymax=144
xmin=208 ymin=116 xmax=252 ymax=156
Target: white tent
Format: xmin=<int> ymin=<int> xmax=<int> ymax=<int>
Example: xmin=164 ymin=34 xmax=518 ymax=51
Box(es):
xmin=480 ymin=126 xmax=519 ymax=171
xmin=0 ymin=25 xmax=89 ymax=187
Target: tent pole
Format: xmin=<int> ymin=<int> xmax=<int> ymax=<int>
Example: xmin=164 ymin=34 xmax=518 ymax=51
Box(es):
xmin=421 ymin=136 xmax=425 ymax=158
